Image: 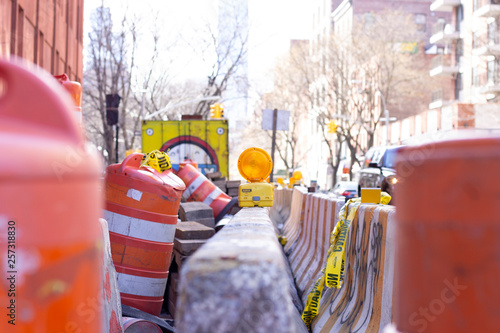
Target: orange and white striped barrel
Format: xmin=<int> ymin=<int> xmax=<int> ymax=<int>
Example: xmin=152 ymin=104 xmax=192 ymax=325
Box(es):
xmin=176 ymin=163 xmax=236 ymax=222
xmin=105 ymin=153 xmax=185 ymax=316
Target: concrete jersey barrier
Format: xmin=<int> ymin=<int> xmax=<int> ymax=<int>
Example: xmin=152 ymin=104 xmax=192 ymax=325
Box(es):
xmin=292 ymin=195 xmax=345 ymax=302
xmin=311 ymin=204 xmax=396 ymax=332
xmin=176 ymin=207 xmax=308 ymax=333
xmin=269 ymin=188 xmax=293 ymax=228
xmin=274 ymin=189 xmax=396 ymax=332
xmin=281 ymin=187 xmax=308 ymax=254
xmin=177 ymin=188 xmax=396 ymax=333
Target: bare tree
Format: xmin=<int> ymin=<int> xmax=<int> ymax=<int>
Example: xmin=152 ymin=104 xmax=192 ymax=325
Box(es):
xmin=193 ymin=0 xmax=250 ymax=117
xmin=83 ymin=4 xmax=139 ymax=164
xmin=349 ymin=10 xmax=434 ymax=148
xmin=83 ymin=3 xmax=188 ymax=163
xmin=261 ymin=41 xmax=313 ymax=172
xmin=267 ymin=10 xmax=434 ymax=188
xmin=318 ymin=10 xmax=433 ymax=183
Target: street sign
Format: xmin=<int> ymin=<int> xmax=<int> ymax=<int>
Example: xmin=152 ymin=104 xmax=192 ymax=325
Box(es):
xmin=262 ymin=109 xmax=290 ymax=131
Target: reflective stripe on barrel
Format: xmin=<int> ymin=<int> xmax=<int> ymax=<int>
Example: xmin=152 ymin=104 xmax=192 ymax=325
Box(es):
xmin=115 ymin=270 xmax=168 ymax=297
xmin=104 ymin=209 xmax=177 ymax=243
xmin=182 ymin=175 xmax=205 ymax=200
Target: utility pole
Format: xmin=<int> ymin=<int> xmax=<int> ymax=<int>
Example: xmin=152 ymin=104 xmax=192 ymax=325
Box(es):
xmin=376 ymin=91 xmax=395 ymax=146
xmin=270 ymin=108 xmax=278 ymax=182
xmin=384 ymin=109 xmax=389 ymax=146
xmin=377 ymin=91 xmax=388 ymax=145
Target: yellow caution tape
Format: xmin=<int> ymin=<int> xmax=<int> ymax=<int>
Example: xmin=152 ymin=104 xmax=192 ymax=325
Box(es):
xmin=301 ymin=192 xmax=391 ymax=330
xmin=141 ymin=149 xmax=171 ymax=172
xmin=302 ymin=274 xmax=325 ymax=330
xmin=325 ymin=198 xmax=360 ymax=288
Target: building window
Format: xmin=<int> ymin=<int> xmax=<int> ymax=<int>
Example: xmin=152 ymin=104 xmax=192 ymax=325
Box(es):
xmin=456 ymin=39 xmax=463 ymax=63
xmin=472 ymin=67 xmax=478 ymax=87
xmin=364 ymin=13 xmax=375 ymax=28
xmin=456 ymin=5 xmax=464 ymax=33
xmin=56 ymin=50 xmax=60 ymax=74
xmin=39 ymin=32 xmax=44 ymax=67
xmin=415 ymin=14 xmax=426 ymax=32
xmin=17 ymin=6 xmax=24 ymax=56
xmin=488 ymin=20 xmax=498 ymax=44
xmin=455 ymin=73 xmax=462 ymax=101
xmin=487 ymin=59 xmax=498 ymax=84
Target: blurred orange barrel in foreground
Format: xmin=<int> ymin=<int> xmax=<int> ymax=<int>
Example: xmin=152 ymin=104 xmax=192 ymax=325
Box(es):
xmin=394 ymin=137 xmax=500 ymax=333
xmin=176 ymin=162 xmax=236 ymax=222
xmin=105 ymin=153 xmax=185 ymax=315
xmin=0 ymin=60 xmax=104 ymax=331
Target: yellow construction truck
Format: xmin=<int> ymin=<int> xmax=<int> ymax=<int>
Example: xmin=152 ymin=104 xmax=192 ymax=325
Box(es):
xmin=142 ymin=117 xmax=229 ymax=177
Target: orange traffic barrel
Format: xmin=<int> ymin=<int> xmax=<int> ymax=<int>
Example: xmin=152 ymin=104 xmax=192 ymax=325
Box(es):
xmin=54 ymin=73 xmax=82 ymax=124
xmin=0 ymin=60 xmax=104 ymax=331
xmin=175 ymin=163 xmax=237 ymax=222
xmin=180 ymin=159 xmax=198 ymax=169
xmin=394 ymin=137 xmax=500 ymax=333
xmin=105 ymin=153 xmax=185 ymax=316
xmin=122 ymin=317 xmax=162 ymax=332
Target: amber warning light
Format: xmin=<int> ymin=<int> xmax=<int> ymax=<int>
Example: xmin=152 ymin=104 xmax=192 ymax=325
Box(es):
xmin=237 ymin=147 xmax=274 ymax=207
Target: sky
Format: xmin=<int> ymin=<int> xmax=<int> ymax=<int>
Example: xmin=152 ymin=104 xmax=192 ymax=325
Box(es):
xmin=83 ymin=0 xmax=312 ymax=90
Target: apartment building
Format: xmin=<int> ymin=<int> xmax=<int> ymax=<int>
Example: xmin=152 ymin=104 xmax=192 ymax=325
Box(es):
xmin=306 ymin=0 xmax=449 ymax=187
xmin=382 ymin=0 xmax=500 ymax=146
xmin=330 ymin=0 xmax=443 ymax=42
xmin=0 ymin=0 xmax=84 ymax=81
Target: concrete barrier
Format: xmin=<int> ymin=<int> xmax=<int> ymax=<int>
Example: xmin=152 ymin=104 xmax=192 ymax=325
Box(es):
xmin=275 ymin=189 xmax=396 ymax=332
xmin=282 ymin=187 xmax=308 ymax=254
xmin=289 ymin=194 xmax=314 ymax=275
xmin=311 ymin=204 xmax=396 ymax=332
xmin=269 ymin=188 xmax=293 ymax=228
xmin=294 ymin=196 xmax=344 ymax=302
xmin=176 ymin=188 xmax=396 ymax=333
xmin=176 ymin=207 xmax=308 ymax=333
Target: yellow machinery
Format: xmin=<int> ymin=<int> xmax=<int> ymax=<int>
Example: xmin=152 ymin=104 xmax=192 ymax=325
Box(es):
xmin=141 ymin=119 xmax=229 ymax=177
xmin=238 ymin=147 xmax=274 ymax=207
xmin=360 ymin=188 xmax=382 ymax=204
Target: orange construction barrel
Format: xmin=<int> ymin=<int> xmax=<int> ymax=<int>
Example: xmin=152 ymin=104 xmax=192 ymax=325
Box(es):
xmin=105 ymin=153 xmax=185 ymax=316
xmin=54 ymin=73 xmax=82 ymax=125
xmin=394 ymin=137 xmax=500 ymax=333
xmin=0 ymin=60 xmax=104 ymax=331
xmin=179 ymin=159 xmax=198 ymax=170
xmin=175 ymin=163 xmax=237 ymax=222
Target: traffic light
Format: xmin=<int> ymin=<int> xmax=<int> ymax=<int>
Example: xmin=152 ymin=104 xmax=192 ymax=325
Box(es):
xmin=210 ymin=103 xmax=224 ymax=119
xmin=106 ymin=94 xmax=121 ymax=126
xmin=327 ymin=120 xmax=337 ymax=133
xmin=210 ymin=104 xmax=219 ymax=118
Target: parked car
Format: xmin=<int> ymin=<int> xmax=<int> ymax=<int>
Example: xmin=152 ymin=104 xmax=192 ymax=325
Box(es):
xmin=331 ymin=181 xmax=359 ymax=199
xmin=358 ymin=145 xmax=404 ymax=199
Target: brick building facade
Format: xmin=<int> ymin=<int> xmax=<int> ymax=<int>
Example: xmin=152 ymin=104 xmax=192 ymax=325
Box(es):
xmin=0 ymin=0 xmax=84 ymax=82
